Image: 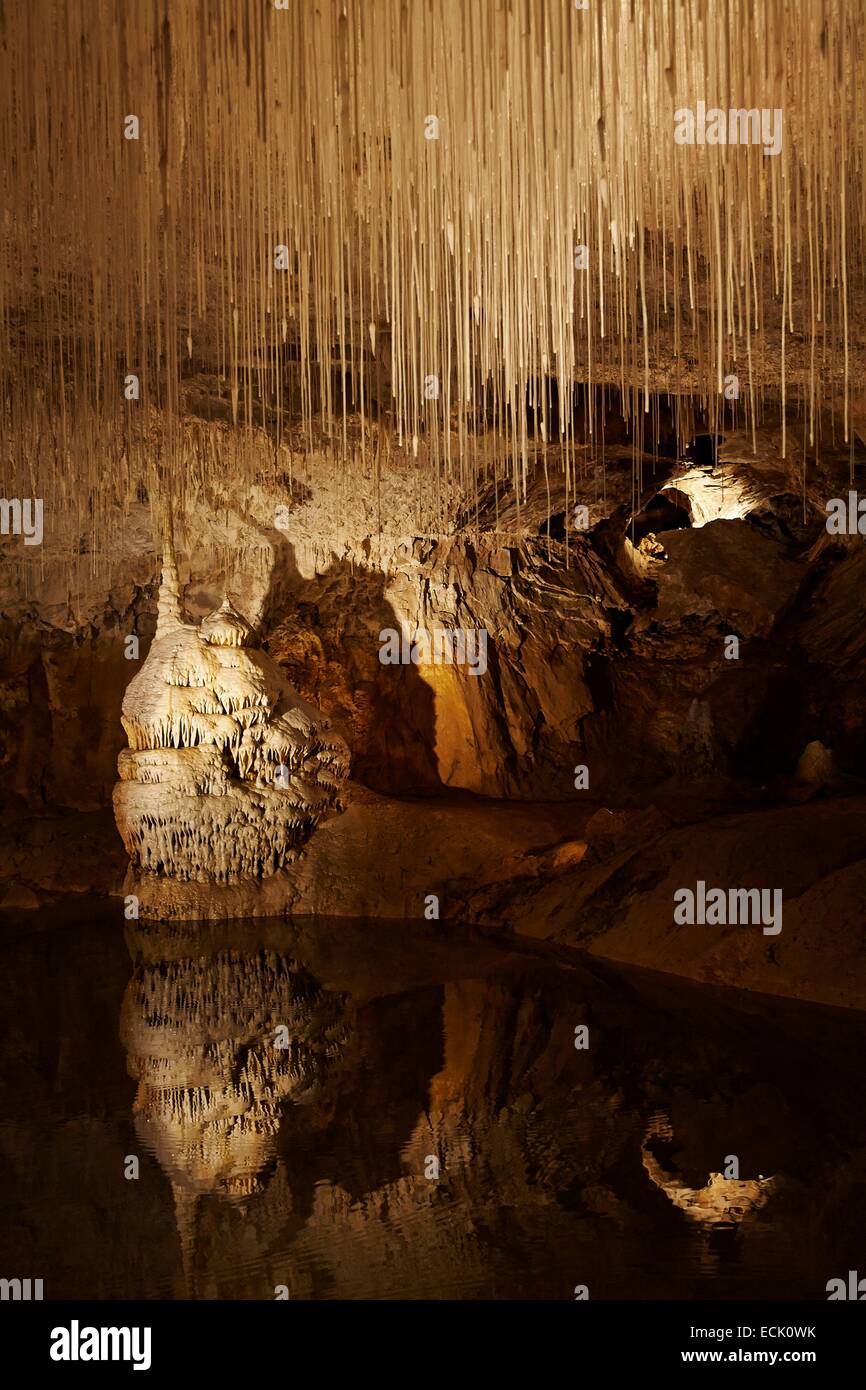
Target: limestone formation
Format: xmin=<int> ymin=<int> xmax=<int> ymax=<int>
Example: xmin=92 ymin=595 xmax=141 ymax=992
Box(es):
xmin=641 ymin=1116 xmax=775 ymax=1226
xmin=795 ymin=740 xmax=837 ymax=788
xmin=113 ymin=542 xmax=348 ymax=888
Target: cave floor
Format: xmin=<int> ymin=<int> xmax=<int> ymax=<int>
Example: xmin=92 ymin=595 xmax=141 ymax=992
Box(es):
xmin=4 ymin=780 xmax=866 ymax=1009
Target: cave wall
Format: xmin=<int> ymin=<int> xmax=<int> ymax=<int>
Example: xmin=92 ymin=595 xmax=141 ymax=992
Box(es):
xmin=1 ymin=419 xmax=863 ymax=819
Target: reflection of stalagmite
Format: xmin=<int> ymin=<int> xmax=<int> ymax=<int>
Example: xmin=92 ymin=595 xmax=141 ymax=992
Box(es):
xmin=120 ymin=944 xmax=349 ymax=1295
xmin=641 ymin=1113 xmax=774 ymax=1226
xmin=113 ymin=536 xmax=348 ymax=885
xmin=171 ymin=1184 xmax=201 ymax=1299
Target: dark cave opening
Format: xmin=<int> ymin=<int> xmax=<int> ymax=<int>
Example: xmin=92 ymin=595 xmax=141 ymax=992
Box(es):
xmin=685 ymin=432 xmax=725 ymax=469
xmin=523 ymin=379 xmax=680 ymax=456
xmin=629 ymin=491 xmax=693 ymax=545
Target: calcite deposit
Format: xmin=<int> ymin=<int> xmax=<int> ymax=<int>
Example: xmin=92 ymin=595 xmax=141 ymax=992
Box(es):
xmin=641 ymin=1115 xmax=775 ymax=1226
xmin=121 ymin=947 xmax=349 ymax=1199
xmin=113 ymin=542 xmax=348 ymax=888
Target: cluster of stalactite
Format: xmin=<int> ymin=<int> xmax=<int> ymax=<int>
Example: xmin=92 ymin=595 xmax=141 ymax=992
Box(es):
xmin=1 ymin=0 xmax=863 ymax=583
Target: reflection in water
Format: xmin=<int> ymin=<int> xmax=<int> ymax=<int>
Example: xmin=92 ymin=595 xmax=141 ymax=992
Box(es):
xmin=2 ymin=904 xmax=866 ymax=1299
xmin=641 ymin=1112 xmax=775 ymax=1226
xmin=640 ymin=1110 xmax=776 ymax=1282
xmin=120 ymin=947 xmax=349 ymax=1296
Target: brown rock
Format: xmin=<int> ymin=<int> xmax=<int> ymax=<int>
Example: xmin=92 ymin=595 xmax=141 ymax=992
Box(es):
xmin=1 ymin=882 xmax=40 ymax=910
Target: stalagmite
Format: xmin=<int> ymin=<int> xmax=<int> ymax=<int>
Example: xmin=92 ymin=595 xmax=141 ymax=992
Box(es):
xmin=113 ymin=554 xmax=348 ymax=889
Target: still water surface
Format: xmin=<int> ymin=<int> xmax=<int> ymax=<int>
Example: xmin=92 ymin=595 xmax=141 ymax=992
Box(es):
xmin=1 ymin=901 xmax=863 ymax=1300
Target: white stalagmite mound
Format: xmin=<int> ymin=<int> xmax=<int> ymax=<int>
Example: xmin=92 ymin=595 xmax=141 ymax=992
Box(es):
xmin=113 ymin=542 xmax=349 ymax=885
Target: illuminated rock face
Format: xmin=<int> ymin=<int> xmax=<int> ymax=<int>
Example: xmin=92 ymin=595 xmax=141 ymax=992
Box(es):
xmin=113 ymin=547 xmax=348 ymax=885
